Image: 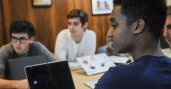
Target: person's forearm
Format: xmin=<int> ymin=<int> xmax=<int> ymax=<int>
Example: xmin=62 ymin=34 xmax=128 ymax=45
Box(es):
xmin=68 ymin=62 xmax=82 ymax=70
xmin=0 ymin=78 xmax=18 ymax=88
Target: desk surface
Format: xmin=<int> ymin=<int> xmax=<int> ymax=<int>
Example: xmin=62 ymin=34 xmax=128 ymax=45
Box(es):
xmin=71 ymin=71 xmax=103 ymax=89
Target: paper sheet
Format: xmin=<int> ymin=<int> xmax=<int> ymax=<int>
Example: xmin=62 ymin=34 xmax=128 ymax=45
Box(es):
xmin=84 ymin=80 xmax=98 ymax=89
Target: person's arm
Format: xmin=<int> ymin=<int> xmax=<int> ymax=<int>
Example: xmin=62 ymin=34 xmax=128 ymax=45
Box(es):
xmin=54 ymin=31 xmax=68 ymax=61
xmin=84 ymin=30 xmax=96 ymax=55
xmin=36 ymin=42 xmax=56 ymax=61
xmin=68 ymin=62 xmax=82 ymax=70
xmin=0 ymin=79 xmax=29 ymax=89
xmin=89 ymin=31 xmax=96 ymax=54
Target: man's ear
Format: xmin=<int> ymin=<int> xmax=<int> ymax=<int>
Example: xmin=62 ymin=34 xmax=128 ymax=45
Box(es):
xmin=83 ymin=22 xmax=88 ymax=28
xmin=29 ymin=37 xmax=34 ymax=43
xmin=131 ymin=19 xmax=145 ymax=34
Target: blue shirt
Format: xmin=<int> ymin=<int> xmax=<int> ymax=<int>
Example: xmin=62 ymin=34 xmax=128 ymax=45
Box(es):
xmin=95 ymin=55 xmax=171 ymax=89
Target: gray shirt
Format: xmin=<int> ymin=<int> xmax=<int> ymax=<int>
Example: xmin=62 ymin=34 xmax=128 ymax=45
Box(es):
xmin=0 ymin=42 xmax=55 ymax=79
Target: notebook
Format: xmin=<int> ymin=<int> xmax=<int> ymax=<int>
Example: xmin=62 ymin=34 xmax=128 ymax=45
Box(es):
xmin=8 ymin=55 xmax=50 ymax=80
xmin=25 ymin=61 xmax=75 ymax=89
xmin=76 ymin=53 xmax=116 ymax=75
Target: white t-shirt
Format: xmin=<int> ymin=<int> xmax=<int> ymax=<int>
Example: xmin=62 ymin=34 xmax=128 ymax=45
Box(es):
xmin=54 ymin=29 xmax=96 ymax=70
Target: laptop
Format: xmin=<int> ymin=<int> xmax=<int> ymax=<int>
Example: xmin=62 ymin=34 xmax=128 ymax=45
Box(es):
xmin=8 ymin=55 xmax=50 ymax=80
xmin=25 ymin=61 xmax=75 ymax=89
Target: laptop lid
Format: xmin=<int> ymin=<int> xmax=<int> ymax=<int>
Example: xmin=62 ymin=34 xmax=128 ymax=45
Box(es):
xmin=8 ymin=55 xmax=50 ymax=80
xmin=25 ymin=61 xmax=75 ymax=89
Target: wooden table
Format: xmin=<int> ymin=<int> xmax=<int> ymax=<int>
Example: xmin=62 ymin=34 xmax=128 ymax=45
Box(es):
xmin=71 ymin=70 xmax=103 ymax=89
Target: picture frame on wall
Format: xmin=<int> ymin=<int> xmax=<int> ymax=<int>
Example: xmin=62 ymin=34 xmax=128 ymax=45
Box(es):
xmin=32 ymin=0 xmax=52 ymax=7
xmin=92 ymin=0 xmax=113 ymax=15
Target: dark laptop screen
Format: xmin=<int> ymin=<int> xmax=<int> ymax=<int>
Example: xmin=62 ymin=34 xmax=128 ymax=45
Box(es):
xmin=25 ymin=61 xmax=75 ymax=89
xmin=8 ymin=55 xmax=50 ymax=80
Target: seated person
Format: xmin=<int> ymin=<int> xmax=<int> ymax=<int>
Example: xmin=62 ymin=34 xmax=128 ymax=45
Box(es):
xmin=163 ymin=6 xmax=171 ymax=48
xmin=54 ymin=9 xmax=96 ymax=70
xmin=97 ymin=45 xmax=106 ymax=53
xmin=95 ymin=0 xmax=171 ymax=89
xmin=162 ymin=6 xmax=171 ymax=57
xmin=0 ymin=20 xmax=55 ymax=89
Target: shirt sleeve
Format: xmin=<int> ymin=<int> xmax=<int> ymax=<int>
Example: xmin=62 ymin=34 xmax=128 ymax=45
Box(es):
xmin=83 ymin=30 xmax=96 ymax=56
xmin=0 ymin=44 xmax=12 ymax=77
xmin=54 ymin=31 xmax=67 ymax=61
xmin=36 ymin=42 xmax=56 ymax=62
xmin=68 ymin=62 xmax=82 ymax=70
xmin=88 ymin=31 xmax=96 ymax=55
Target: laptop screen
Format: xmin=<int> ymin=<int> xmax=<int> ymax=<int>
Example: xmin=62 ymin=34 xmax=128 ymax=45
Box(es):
xmin=25 ymin=61 xmax=75 ymax=89
xmin=8 ymin=55 xmax=50 ymax=80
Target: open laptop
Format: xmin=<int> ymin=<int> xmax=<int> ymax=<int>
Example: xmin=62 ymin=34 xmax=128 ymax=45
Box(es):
xmin=25 ymin=61 xmax=75 ymax=89
xmin=8 ymin=55 xmax=50 ymax=80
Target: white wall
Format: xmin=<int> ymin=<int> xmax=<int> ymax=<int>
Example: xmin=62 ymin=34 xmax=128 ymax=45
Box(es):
xmin=167 ymin=0 xmax=171 ymax=6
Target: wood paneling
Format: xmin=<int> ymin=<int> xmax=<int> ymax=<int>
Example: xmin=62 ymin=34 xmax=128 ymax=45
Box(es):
xmin=1 ymin=0 xmax=110 ymax=52
xmin=0 ymin=0 xmax=4 ymax=46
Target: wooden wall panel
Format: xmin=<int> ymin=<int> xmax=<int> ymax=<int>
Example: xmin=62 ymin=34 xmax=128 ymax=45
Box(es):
xmin=1 ymin=0 xmax=110 ymax=53
xmin=0 ymin=0 xmax=3 ymax=46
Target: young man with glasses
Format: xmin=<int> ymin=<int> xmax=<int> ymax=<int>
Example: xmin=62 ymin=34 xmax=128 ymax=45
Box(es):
xmin=0 ymin=20 xmax=55 ymax=89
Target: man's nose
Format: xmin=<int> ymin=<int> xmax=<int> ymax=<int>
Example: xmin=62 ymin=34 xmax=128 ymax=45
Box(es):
xmin=107 ymin=36 xmax=113 ymax=42
xmin=15 ymin=40 xmax=21 ymax=45
xmin=163 ymin=29 xmax=169 ymax=37
xmin=106 ymin=27 xmax=113 ymax=41
xmin=68 ymin=24 xmax=74 ymax=29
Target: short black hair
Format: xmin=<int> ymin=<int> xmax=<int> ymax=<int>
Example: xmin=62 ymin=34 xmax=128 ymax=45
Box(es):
xmin=10 ymin=20 xmax=36 ymax=38
xmin=67 ymin=9 xmax=88 ymax=25
xmin=113 ymin=0 xmax=167 ymax=40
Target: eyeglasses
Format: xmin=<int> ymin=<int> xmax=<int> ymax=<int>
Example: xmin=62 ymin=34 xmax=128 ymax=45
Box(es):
xmin=11 ymin=37 xmax=28 ymax=44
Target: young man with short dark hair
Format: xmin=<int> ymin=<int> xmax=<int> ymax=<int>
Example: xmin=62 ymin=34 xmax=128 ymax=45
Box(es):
xmin=0 ymin=20 xmax=55 ymax=89
xmin=95 ymin=0 xmax=171 ymax=89
xmin=163 ymin=6 xmax=171 ymax=48
xmin=54 ymin=9 xmax=96 ymax=70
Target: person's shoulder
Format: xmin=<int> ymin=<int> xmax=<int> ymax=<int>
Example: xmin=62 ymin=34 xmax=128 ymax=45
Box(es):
xmin=108 ymin=64 xmax=131 ymax=72
xmin=57 ymin=29 xmax=70 ymax=38
xmin=1 ymin=43 xmax=12 ymax=48
xmin=86 ymin=29 xmax=95 ymax=34
xmin=0 ymin=43 xmax=13 ymax=51
xmin=163 ymin=56 xmax=171 ymax=60
xmin=58 ymin=29 xmax=70 ymax=35
xmin=97 ymin=65 xmax=132 ymax=86
xmin=85 ymin=29 xmax=96 ymax=37
xmin=157 ymin=56 xmax=171 ymax=65
xmin=141 ymin=55 xmax=171 ymax=64
xmin=31 ymin=41 xmax=42 ymax=45
xmin=108 ymin=61 xmax=147 ymax=76
xmin=30 ymin=42 xmax=49 ymax=52
xmin=30 ymin=41 xmax=45 ymax=48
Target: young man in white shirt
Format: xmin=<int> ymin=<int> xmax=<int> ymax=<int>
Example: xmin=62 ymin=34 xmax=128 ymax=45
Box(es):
xmin=54 ymin=9 xmax=96 ymax=70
